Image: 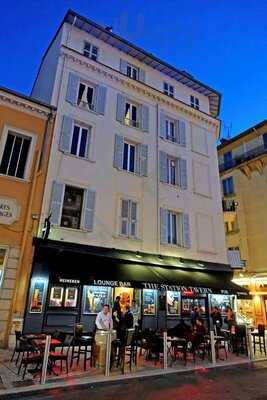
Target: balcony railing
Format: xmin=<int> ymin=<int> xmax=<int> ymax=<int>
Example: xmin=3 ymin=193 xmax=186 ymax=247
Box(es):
xmin=123 ymin=118 xmax=140 ymax=129
xmin=219 ymin=144 xmax=267 ymax=173
xmin=222 ymin=199 xmax=237 ymax=212
xmin=77 ymin=100 xmax=95 ymax=112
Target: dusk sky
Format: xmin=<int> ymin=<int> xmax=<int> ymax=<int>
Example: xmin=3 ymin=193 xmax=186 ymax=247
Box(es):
xmin=1 ymin=0 xmax=267 ymax=139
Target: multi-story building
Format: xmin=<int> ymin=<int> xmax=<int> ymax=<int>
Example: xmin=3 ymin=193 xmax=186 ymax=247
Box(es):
xmin=0 ymin=86 xmax=55 ymax=347
xmin=22 ymin=10 xmax=246 ymax=334
xmin=218 ymin=120 xmax=267 ymax=325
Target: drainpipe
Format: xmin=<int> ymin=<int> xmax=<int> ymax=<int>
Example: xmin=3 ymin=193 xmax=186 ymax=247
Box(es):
xmin=4 ymin=112 xmax=53 ymax=347
xmin=156 ymin=104 xmax=160 ymax=253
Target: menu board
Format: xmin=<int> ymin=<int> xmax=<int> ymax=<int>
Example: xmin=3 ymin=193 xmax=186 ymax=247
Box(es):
xmin=64 ymin=287 xmax=78 ymax=308
xmin=83 ymin=286 xmax=113 ymax=314
xmin=143 ymin=289 xmax=156 ymax=315
xmin=114 ymin=287 xmax=134 ymax=312
xmin=30 ymin=280 xmax=45 ymax=313
xmin=49 ymin=286 xmax=64 ymax=307
xmin=167 ymin=291 xmax=180 ymax=315
xmin=210 ymin=294 xmax=231 ymax=315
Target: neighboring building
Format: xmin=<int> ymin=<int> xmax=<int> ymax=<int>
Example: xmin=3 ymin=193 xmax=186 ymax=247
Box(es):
xmin=0 ymin=86 xmax=55 ymax=347
xmin=22 ymin=10 xmax=245 ymax=334
xmin=218 ymin=120 xmax=267 ymax=325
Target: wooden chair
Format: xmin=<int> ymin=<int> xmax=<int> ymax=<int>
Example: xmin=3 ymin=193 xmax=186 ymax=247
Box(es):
xmin=49 ymin=334 xmax=73 ymax=374
xmin=11 ymin=331 xmax=34 ymax=366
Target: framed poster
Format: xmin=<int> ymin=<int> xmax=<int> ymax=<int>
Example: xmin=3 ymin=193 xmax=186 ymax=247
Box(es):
xmin=30 ymin=280 xmax=45 ymax=313
xmin=167 ymin=291 xmax=180 ymax=315
xmin=64 ymin=287 xmax=78 ymax=308
xmin=83 ymin=286 xmax=113 ymax=314
xmin=49 ymin=286 xmax=64 ymax=307
xmin=114 ymin=287 xmax=134 ymax=312
xmin=143 ymin=289 xmax=156 ymax=315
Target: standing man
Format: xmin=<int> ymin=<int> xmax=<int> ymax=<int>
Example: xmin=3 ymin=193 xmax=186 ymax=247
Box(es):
xmin=95 ymin=304 xmax=113 ymax=330
xmin=112 ymin=296 xmax=122 ymax=331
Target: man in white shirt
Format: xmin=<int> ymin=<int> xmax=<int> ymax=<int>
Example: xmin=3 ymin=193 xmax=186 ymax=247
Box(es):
xmin=95 ymin=304 xmax=113 ymax=330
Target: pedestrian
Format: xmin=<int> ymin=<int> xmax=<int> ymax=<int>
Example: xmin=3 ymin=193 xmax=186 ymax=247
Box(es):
xmin=191 ymin=306 xmax=199 ymax=328
xmin=122 ymin=304 xmax=134 ymax=329
xmin=95 ymin=304 xmax=113 ymax=331
xmin=112 ymin=296 xmax=122 ymax=331
xmin=225 ymin=306 xmax=236 ymax=332
xmin=211 ymin=306 xmax=223 ymax=333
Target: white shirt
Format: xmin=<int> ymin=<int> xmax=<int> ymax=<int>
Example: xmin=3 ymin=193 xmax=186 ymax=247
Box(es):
xmin=95 ymin=311 xmax=113 ymax=330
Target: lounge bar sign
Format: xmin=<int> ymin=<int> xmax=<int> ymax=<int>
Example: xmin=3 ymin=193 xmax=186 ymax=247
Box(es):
xmin=0 ymin=197 xmax=19 ymax=225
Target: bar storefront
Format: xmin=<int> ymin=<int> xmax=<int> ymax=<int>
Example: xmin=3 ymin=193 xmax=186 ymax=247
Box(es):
xmin=23 ymin=239 xmax=249 ymax=334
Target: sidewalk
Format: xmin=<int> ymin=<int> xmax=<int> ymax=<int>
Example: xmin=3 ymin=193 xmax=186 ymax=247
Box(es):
xmin=0 ymin=347 xmax=254 ymax=399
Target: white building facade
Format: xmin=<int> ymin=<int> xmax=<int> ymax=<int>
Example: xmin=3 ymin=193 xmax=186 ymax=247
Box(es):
xmin=23 ymin=11 xmax=243 ymax=333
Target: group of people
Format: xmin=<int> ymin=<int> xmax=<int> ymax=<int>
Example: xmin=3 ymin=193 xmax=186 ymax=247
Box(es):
xmin=95 ymin=296 xmax=140 ymax=332
xmin=211 ymin=306 xmax=236 ymax=333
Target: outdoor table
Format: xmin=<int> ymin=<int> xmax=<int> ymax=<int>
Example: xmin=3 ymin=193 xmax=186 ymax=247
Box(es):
xmin=24 ymin=333 xmax=46 ymax=341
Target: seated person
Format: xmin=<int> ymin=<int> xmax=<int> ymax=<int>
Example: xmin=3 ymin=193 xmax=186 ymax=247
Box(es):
xmin=191 ymin=318 xmax=207 ymax=349
xmin=167 ymin=319 xmax=192 ymax=339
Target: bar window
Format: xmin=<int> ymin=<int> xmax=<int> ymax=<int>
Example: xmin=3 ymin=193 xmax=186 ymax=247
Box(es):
xmin=166 ymin=291 xmax=180 ymax=315
xmin=83 ymin=286 xmax=113 ymax=314
xmin=143 ymin=289 xmax=156 ymax=315
xmin=61 ymin=185 xmax=84 ymax=229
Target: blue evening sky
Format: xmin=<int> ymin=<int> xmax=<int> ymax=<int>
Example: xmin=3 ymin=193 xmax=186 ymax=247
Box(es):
xmin=1 ymin=0 xmax=267 ymax=139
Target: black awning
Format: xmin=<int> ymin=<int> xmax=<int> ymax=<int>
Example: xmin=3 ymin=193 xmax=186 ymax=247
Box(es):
xmin=33 ymin=238 xmax=249 ymax=296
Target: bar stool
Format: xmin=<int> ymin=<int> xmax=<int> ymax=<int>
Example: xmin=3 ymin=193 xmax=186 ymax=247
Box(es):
xmin=70 ymin=324 xmax=94 ymax=370
xmin=252 ymin=324 xmax=266 ymax=355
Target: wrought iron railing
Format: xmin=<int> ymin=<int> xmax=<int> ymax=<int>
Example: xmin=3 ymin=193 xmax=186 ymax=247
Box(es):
xmin=219 ymin=144 xmax=267 ymax=172
xmin=222 ymin=199 xmax=237 ymax=212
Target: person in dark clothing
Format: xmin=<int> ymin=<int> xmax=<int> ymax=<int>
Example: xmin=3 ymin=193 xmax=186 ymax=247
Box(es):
xmin=167 ymin=319 xmax=192 ymax=339
xmin=191 ymin=317 xmax=207 ymax=350
xmin=122 ymin=305 xmax=134 ymax=329
xmin=191 ymin=306 xmax=199 ymax=328
xmin=211 ymin=307 xmax=223 ymax=333
xmin=112 ymin=296 xmax=122 ymax=330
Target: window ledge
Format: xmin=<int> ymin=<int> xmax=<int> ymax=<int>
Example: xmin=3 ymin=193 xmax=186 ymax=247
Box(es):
xmin=51 ymin=225 xmax=90 ymax=234
xmin=74 ymin=103 xmax=100 ymax=116
xmin=223 ymin=193 xmax=236 ymax=198
xmin=160 ymin=182 xmax=181 ymax=191
xmin=113 ymin=234 xmax=142 ymax=242
xmin=160 ymin=137 xmax=186 ymax=148
xmin=118 ymin=120 xmax=146 ymax=133
xmin=0 ymin=173 xmax=30 ymax=184
xmin=60 ymin=151 xmax=96 ymax=163
xmin=115 ymin=168 xmax=143 ymax=178
xmin=160 ymin=243 xmax=188 ymax=249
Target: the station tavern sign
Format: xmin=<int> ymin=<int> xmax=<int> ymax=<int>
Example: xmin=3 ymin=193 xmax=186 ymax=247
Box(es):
xmin=0 ymin=197 xmax=20 ymax=225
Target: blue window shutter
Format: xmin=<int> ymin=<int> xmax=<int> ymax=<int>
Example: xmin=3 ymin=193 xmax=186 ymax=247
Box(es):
xmin=66 ymin=72 xmax=79 ymax=105
xmin=141 ymin=105 xmax=149 ymax=132
xmin=160 ymin=208 xmax=168 ymax=244
xmin=182 ymin=213 xmax=190 ymax=248
xmin=178 ymin=158 xmax=187 ymax=190
xmin=113 ymin=134 xmax=124 ymax=170
xmin=140 ymin=144 xmax=148 ymax=177
xmin=95 ymin=85 xmax=107 ymax=114
xmin=159 ymin=151 xmax=167 ymax=183
xmin=116 ymin=93 xmax=126 ymax=123
xmin=177 ymin=120 xmax=186 ymax=146
xmin=50 ymin=181 xmax=64 ymax=226
xmin=229 ymin=177 xmax=234 ymax=194
xmin=160 ymin=113 xmax=166 ymax=138
xmin=120 ymin=59 xmax=128 ymax=74
xmin=83 ymin=189 xmax=96 ymax=231
xmin=59 ymin=115 xmax=73 ymax=153
xmin=139 ymin=68 xmax=145 ymax=83
xmin=222 ymin=179 xmax=227 ymax=195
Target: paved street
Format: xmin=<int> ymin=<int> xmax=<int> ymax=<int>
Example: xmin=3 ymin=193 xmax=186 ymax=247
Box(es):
xmin=9 ymin=362 xmax=267 ymax=400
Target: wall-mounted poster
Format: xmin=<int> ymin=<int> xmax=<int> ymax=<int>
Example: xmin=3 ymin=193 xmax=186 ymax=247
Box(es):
xmin=143 ymin=289 xmax=156 ymax=315
xmin=167 ymin=291 xmax=180 ymax=315
xmin=49 ymin=286 xmax=64 ymax=307
xmin=64 ymin=287 xmax=78 ymax=308
xmin=83 ymin=286 xmax=113 ymax=314
xmin=30 ymin=280 xmax=45 ymax=313
xmin=210 ymin=294 xmax=231 ymax=315
xmin=114 ymin=287 xmax=134 ymax=312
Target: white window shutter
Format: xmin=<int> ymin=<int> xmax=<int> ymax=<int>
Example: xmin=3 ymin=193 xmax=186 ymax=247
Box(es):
xmin=139 ymin=68 xmax=146 ymax=83
xmin=160 ymin=113 xmax=166 ymax=138
xmin=66 ymin=72 xmax=79 ymax=105
xmin=178 ymin=158 xmax=187 ymax=190
xmin=120 ymin=59 xmax=128 ymax=74
xmin=83 ymin=189 xmax=96 ymax=231
xmin=160 ymin=208 xmax=168 ymax=244
xmin=159 ymin=151 xmax=167 ymax=183
xmin=141 ymin=105 xmax=149 ymax=132
xmin=50 ymin=181 xmax=64 ymax=226
xmin=139 ymin=144 xmax=148 ymax=177
xmin=182 ymin=213 xmax=190 ymax=248
xmin=116 ymin=93 xmax=126 ymax=123
xmin=113 ymin=134 xmax=124 ymax=170
xmin=95 ymin=85 xmax=107 ymax=114
xmin=178 ymin=120 xmax=186 ymax=146
xmin=59 ymin=115 xmax=73 ymax=153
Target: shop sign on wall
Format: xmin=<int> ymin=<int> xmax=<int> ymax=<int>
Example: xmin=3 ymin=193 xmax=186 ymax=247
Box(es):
xmin=0 ymin=197 xmax=20 ymax=225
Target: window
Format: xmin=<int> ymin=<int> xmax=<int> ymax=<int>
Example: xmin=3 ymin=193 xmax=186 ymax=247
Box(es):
xmin=0 ymin=248 xmax=7 ymax=288
xmin=77 ymin=82 xmax=95 ymax=110
xmin=61 ymin=186 xmax=84 ymax=229
xmin=167 ymin=157 xmax=177 ymax=185
xmin=124 ymin=101 xmax=139 ymax=128
xmin=164 ymin=82 xmax=174 ymax=98
xmin=126 ymin=63 xmax=139 ymax=80
xmin=263 ymin=133 xmax=267 ymax=148
xmin=223 ymin=151 xmax=233 ymax=168
xmin=167 ymin=211 xmax=183 ymax=245
xmin=0 ymin=131 xmax=31 ymax=179
xmin=190 ymin=95 xmax=199 ymax=110
xmin=222 ymin=177 xmax=234 ymax=196
xmin=120 ymin=199 xmax=138 ymax=238
xmin=70 ymin=124 xmax=90 ymax=158
xmin=83 ymin=42 xmax=98 ymax=61
xmin=165 ymin=119 xmax=176 ymax=142
xmin=123 ymin=142 xmax=136 ymax=173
